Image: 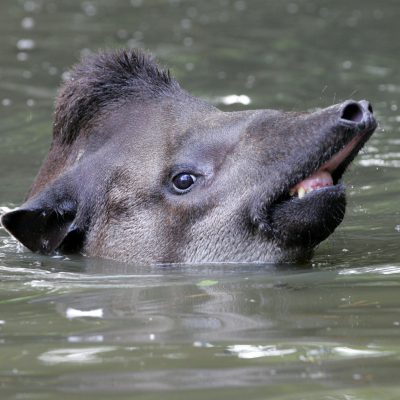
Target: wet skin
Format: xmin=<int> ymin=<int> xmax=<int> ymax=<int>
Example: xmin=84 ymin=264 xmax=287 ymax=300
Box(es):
xmin=1 ymin=50 xmax=377 ymax=264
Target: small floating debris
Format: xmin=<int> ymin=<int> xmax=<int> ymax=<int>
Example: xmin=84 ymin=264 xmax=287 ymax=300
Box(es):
xmin=196 ymin=279 xmax=218 ymax=287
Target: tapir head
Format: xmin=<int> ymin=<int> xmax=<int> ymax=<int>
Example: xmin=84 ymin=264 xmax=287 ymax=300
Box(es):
xmin=1 ymin=49 xmax=377 ymax=264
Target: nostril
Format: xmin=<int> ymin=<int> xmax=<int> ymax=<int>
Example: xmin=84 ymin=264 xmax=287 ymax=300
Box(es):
xmin=341 ymin=102 xmax=364 ymax=123
xmin=359 ymin=99 xmax=373 ymax=114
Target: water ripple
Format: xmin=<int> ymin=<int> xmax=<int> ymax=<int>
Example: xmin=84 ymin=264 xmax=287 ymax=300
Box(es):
xmin=38 ymin=346 xmax=117 ymax=365
xmin=339 ymin=265 xmax=400 ymax=276
xmin=227 ymin=344 xmax=297 ymax=359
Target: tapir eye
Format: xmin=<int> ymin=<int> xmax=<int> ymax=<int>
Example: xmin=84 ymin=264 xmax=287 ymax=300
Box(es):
xmin=172 ymin=173 xmax=197 ymax=193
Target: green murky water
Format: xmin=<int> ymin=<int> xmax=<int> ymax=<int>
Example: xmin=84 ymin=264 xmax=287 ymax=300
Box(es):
xmin=0 ymin=1 xmax=399 ymax=399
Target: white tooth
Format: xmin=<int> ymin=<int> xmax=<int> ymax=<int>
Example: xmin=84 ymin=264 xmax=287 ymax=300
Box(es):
xmin=298 ymin=187 xmax=306 ymax=199
xmin=306 ymin=187 xmax=314 ymax=194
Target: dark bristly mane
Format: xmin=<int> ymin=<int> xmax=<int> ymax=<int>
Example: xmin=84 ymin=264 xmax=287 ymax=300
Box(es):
xmin=54 ymin=49 xmax=179 ymax=145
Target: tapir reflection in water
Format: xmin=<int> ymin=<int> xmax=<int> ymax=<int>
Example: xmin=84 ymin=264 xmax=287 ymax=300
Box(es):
xmin=1 ymin=49 xmax=377 ymax=264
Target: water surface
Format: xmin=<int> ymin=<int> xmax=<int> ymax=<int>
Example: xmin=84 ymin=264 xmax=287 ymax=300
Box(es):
xmin=0 ymin=1 xmax=399 ymax=399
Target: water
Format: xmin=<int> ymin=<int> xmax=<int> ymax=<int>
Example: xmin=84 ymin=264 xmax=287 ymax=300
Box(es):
xmin=0 ymin=0 xmax=399 ymax=399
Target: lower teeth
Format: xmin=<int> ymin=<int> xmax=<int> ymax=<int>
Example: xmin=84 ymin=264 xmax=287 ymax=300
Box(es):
xmin=291 ymin=186 xmax=316 ymax=199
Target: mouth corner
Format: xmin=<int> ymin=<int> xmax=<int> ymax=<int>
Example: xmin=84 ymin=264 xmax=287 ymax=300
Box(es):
xmin=264 ymin=184 xmax=347 ymax=248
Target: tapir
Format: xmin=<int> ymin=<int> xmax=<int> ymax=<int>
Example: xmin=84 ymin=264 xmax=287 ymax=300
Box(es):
xmin=1 ymin=49 xmax=377 ymax=264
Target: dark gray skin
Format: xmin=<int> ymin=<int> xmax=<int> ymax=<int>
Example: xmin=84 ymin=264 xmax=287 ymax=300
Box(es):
xmin=1 ymin=50 xmax=377 ymax=264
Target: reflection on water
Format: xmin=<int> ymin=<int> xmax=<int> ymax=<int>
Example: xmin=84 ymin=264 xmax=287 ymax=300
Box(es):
xmin=0 ymin=0 xmax=400 ymax=399
xmin=1 ymin=257 xmax=400 ymax=398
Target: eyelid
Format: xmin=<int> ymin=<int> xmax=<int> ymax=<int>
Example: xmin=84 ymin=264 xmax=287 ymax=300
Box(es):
xmin=170 ymin=164 xmax=213 ymax=179
xmin=170 ymin=164 xmax=199 ymax=177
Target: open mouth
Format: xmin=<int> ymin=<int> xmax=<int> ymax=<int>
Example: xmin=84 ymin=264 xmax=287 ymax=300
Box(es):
xmin=257 ymin=100 xmax=377 ymax=250
xmin=289 ymin=131 xmax=368 ymax=199
xmin=286 ymin=100 xmax=377 ymax=201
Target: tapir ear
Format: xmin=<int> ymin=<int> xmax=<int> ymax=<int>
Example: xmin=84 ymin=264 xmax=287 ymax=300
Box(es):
xmin=1 ymin=194 xmax=79 ymax=255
